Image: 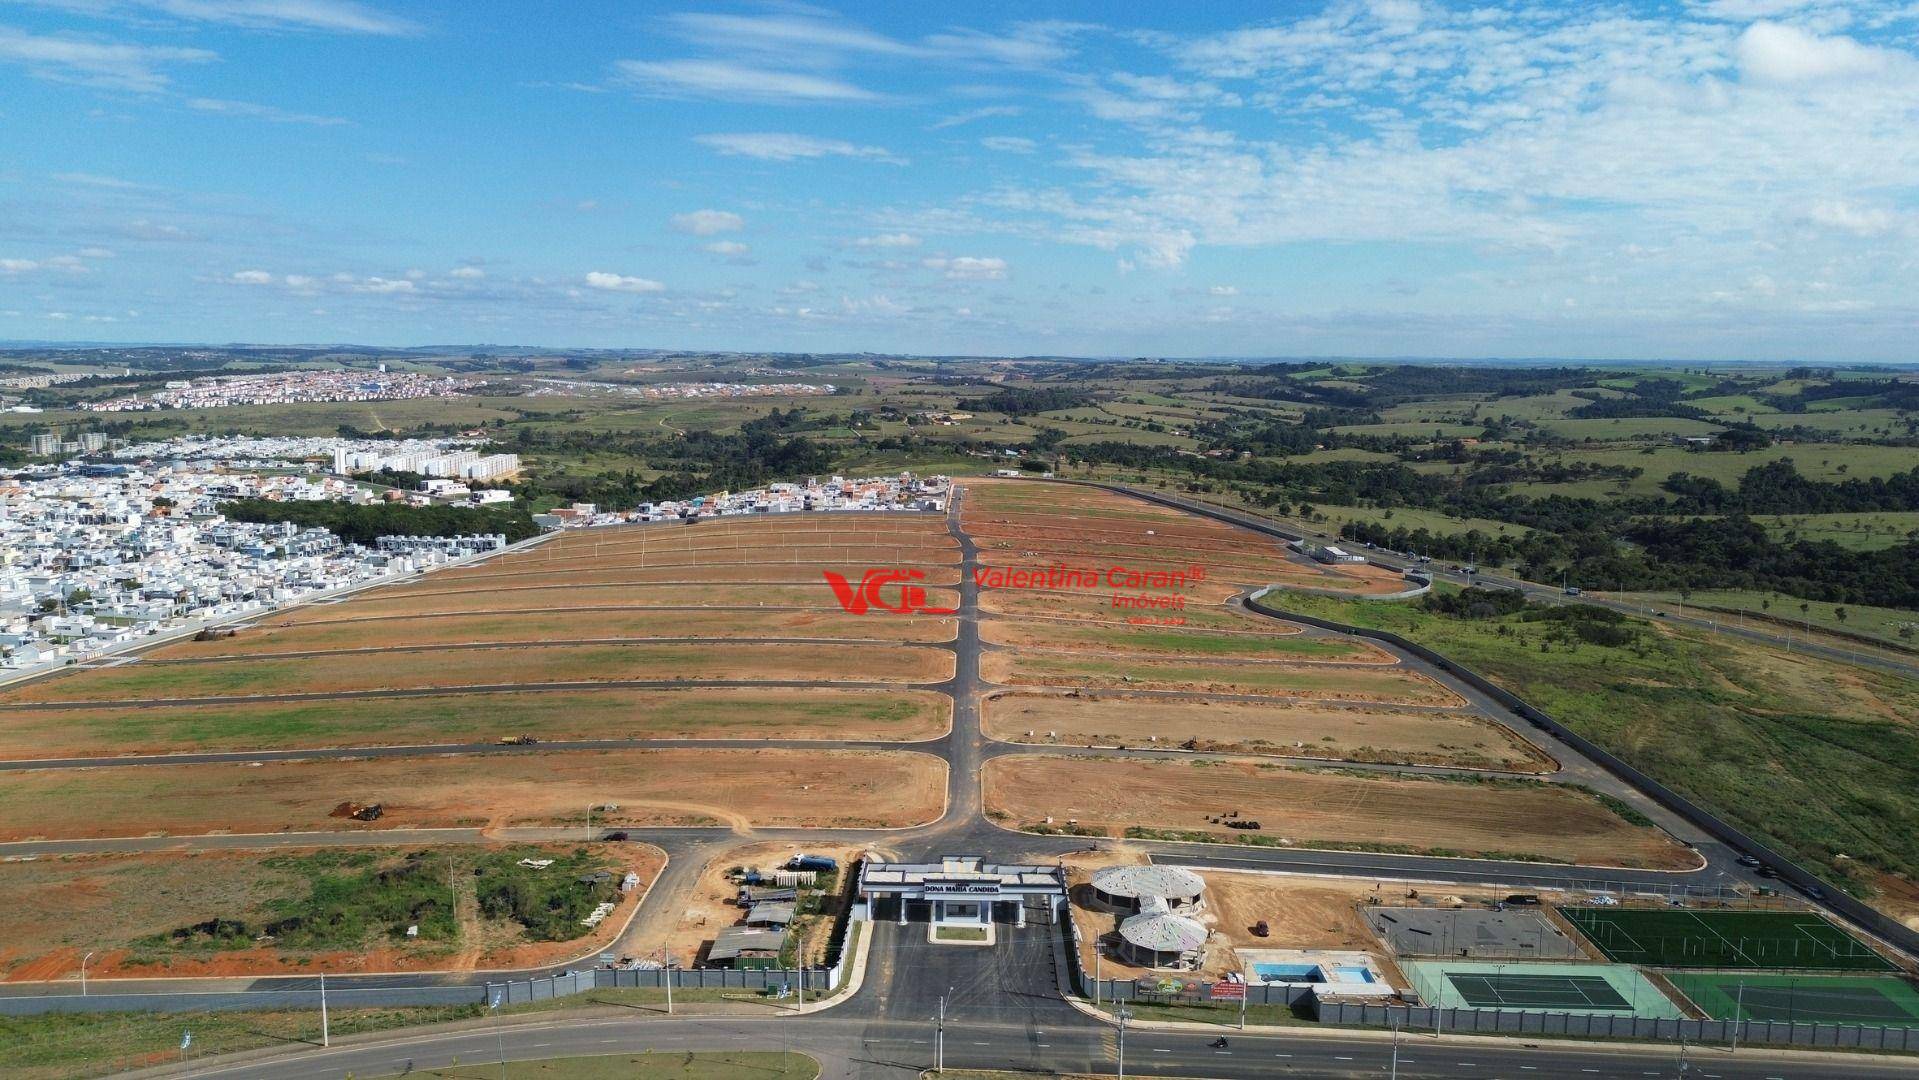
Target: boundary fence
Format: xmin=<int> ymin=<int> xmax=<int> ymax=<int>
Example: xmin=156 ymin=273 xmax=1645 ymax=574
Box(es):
xmin=1318 ymin=1001 xmax=1919 ymax=1051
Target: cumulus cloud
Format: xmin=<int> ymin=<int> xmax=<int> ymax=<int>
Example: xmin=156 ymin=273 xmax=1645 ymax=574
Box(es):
xmin=1735 ymin=21 xmax=1900 ymax=82
xmin=355 ymin=276 xmax=414 ymax=294
xmin=923 ymin=256 xmax=1008 ymax=281
xmin=854 ymin=233 xmax=921 ymax=248
xmin=584 ymin=271 xmax=665 ymax=293
xmin=704 ymin=240 xmax=750 ymax=255
xmin=230 ymin=269 xmax=274 ymax=284
xmin=0 ymin=258 xmax=39 ymax=273
xmin=448 ymin=266 xmax=485 ymax=279
xmin=694 ymin=132 xmax=903 ymax=164
xmin=1208 ymin=285 xmax=1238 ymax=296
xmin=671 ymin=209 xmax=744 ymax=236
xmin=614 ymin=59 xmax=879 ymax=103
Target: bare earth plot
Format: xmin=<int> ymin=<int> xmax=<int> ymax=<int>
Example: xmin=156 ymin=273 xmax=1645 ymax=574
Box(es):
xmin=982 ymin=693 xmax=1552 ymax=772
xmin=0 ymin=842 xmax=666 ymax=981
xmin=980 ymin=619 xmax=1390 ymax=662
xmin=978 ymin=587 xmax=1300 ymax=631
xmin=428 ymin=545 xmax=959 ymax=585
xmin=0 ymin=688 xmax=951 ymax=759
xmin=152 ymin=608 xmax=957 ymax=659
xmin=984 ymin=754 xmax=1694 ymax=869
xmin=979 ymin=651 xmax=1461 ymax=705
xmin=374 ymin=563 xmax=966 ymax=590
xmin=281 ymin=584 xmax=960 ymax=620
xmin=0 ymin=748 xmax=947 ymax=839
xmin=8 ymin=643 xmax=954 ymax=704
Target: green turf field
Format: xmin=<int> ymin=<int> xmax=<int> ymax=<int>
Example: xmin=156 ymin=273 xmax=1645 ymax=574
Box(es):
xmin=1563 ymin=907 xmax=1894 ymax=971
xmin=1669 ymin=973 xmax=1919 ymax=1027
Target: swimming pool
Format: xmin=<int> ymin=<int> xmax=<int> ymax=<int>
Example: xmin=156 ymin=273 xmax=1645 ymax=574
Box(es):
xmin=1254 ymin=962 xmax=1323 ymax=982
xmin=1333 ymin=965 xmax=1377 ymax=983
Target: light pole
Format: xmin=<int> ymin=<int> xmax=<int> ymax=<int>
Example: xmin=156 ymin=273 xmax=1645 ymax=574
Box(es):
xmin=660 ymin=947 xmax=674 ymax=1015
xmin=935 ymin=986 xmax=954 ymax=1074
xmin=1731 ymin=981 xmax=1745 ymax=1053
xmin=1391 ymin=1017 xmax=1401 ymax=1080
xmin=1116 ymin=1006 xmax=1133 ymax=1080
xmin=80 ymin=951 xmax=94 ymax=997
xmin=319 ymin=972 xmax=330 ymax=1048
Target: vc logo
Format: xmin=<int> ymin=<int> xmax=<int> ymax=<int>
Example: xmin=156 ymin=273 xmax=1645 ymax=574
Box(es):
xmin=823 ymin=568 xmax=958 ymax=615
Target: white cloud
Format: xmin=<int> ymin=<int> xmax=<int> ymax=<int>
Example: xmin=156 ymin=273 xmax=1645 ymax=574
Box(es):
xmin=1735 ymin=21 xmax=1901 ymax=82
xmin=230 ymin=269 xmax=273 ymax=284
xmin=923 ymin=256 xmax=1008 ymax=281
xmin=20 ymin=0 xmax=417 ymax=35
xmin=283 ymin=274 xmax=315 ymax=288
xmin=854 ymin=233 xmax=921 ymax=248
xmin=355 ymin=276 xmax=413 ymax=294
xmin=980 ymin=135 xmax=1037 ymax=153
xmin=0 ymin=24 xmax=214 ymax=92
xmin=1208 ymin=285 xmax=1238 ymax=296
xmin=1806 ymin=200 xmax=1897 ymax=235
xmin=614 ymin=59 xmax=879 ymax=103
xmin=930 ymin=105 xmax=1023 ymax=129
xmin=694 ymin=132 xmax=903 ymax=164
xmin=663 ymin=11 xmax=1081 ymax=69
xmin=186 ymin=97 xmax=349 ymax=125
xmin=584 ymin=271 xmax=665 ymax=293
xmin=0 ymin=258 xmax=38 ymax=273
xmin=448 ymin=266 xmax=485 ymax=279
xmin=76 ymin=246 xmax=114 ymax=258
xmin=671 ymin=209 xmax=744 ymax=236
xmin=704 ymin=240 xmax=750 ymax=255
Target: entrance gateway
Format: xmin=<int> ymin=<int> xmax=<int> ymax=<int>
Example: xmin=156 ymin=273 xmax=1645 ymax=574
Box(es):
xmin=856 ymin=855 xmax=1066 ymax=929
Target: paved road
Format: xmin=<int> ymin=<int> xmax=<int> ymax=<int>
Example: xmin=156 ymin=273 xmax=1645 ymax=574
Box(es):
xmin=136 ymin=921 xmax=1918 ymax=1080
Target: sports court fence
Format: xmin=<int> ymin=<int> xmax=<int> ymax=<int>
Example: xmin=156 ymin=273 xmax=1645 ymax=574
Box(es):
xmin=1318 ymin=1001 xmax=1919 ymax=1051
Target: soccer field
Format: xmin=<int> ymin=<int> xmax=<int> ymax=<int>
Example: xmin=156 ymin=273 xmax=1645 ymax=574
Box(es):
xmin=1670 ymin=974 xmax=1919 ymax=1027
xmin=1563 ymin=908 xmax=1894 ymax=971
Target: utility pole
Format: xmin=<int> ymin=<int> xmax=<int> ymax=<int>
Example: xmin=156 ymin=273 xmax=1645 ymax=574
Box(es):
xmin=935 ymin=989 xmax=947 ymax=1073
xmin=1731 ymin=981 xmax=1744 ymax=1053
xmin=1116 ymin=1006 xmax=1132 ymax=1080
xmin=585 ymin=803 xmax=593 ymax=841
xmin=797 ymin=928 xmax=806 ymax=1008
xmin=80 ymin=951 xmax=94 ymax=997
xmin=319 ymin=972 xmax=330 ymax=1047
xmin=1391 ymin=1018 xmax=1401 ymax=1080
xmin=490 ymin=988 xmax=507 ymax=1080
xmin=661 ymin=947 xmax=673 ymax=1015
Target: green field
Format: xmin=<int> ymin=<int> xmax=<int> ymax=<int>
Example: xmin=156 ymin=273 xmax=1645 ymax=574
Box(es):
xmin=1260 ymin=590 xmax=1919 ymax=911
xmin=1604 ymin=589 xmax=1918 ymax=652
xmin=1751 ymin=512 xmax=1919 ymax=551
xmin=1669 ymin=973 xmax=1919 ymax=1026
xmin=1563 ymin=907 xmax=1893 ymax=971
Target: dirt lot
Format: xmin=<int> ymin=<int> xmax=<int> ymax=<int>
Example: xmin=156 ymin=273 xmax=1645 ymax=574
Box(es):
xmin=660 ymin=840 xmax=868 ymax=968
xmin=378 ymin=563 xmax=965 ymax=593
xmin=977 ymin=588 xmax=1295 ymax=632
xmin=279 ymin=584 xmax=960 ymax=622
xmin=8 ymin=643 xmax=954 ymax=704
xmin=434 ymin=545 xmax=960 ymax=588
xmin=981 ymin=693 xmax=1552 ymax=772
xmin=0 ymin=842 xmax=666 ymax=982
xmin=0 ymin=748 xmax=947 ymax=839
xmin=984 ymin=754 xmax=1696 ymax=869
xmin=980 ymin=651 xmax=1459 ymax=705
xmin=980 ymin=619 xmax=1391 ymax=663
xmin=153 ymin=608 xmax=957 ymax=660
xmin=0 ymin=687 xmax=952 ymax=759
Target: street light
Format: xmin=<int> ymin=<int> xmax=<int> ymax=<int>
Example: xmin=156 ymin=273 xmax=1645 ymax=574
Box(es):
xmin=935 ymin=986 xmax=955 ymax=1073
xmin=79 ymin=951 xmax=94 ymax=996
xmin=1116 ymin=1006 xmax=1133 ymax=1080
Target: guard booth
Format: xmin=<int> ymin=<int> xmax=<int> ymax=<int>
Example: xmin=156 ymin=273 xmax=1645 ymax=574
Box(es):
xmin=856 ymin=855 xmax=1066 ymax=930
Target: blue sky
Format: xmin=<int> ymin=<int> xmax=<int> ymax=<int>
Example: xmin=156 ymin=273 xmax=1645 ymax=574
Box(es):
xmin=1 ymin=1 xmax=1917 ymax=360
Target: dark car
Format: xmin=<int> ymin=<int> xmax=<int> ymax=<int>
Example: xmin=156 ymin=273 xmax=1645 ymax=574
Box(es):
xmin=1755 ymin=864 xmax=1780 ymax=878
xmin=1735 ymin=854 xmax=1762 ymax=868
xmin=1504 ymin=894 xmax=1542 ymax=906
xmin=1802 ymin=884 xmax=1828 ymax=902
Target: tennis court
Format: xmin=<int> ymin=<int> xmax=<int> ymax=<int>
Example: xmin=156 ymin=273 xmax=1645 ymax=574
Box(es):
xmin=1400 ymin=960 xmax=1684 ymax=1018
xmin=1562 ymin=907 xmax=1894 ymax=971
xmin=1670 ymin=974 xmax=1919 ymax=1027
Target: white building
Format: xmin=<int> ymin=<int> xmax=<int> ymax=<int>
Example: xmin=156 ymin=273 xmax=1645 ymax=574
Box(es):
xmin=856 ymin=855 xmax=1065 ymax=929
